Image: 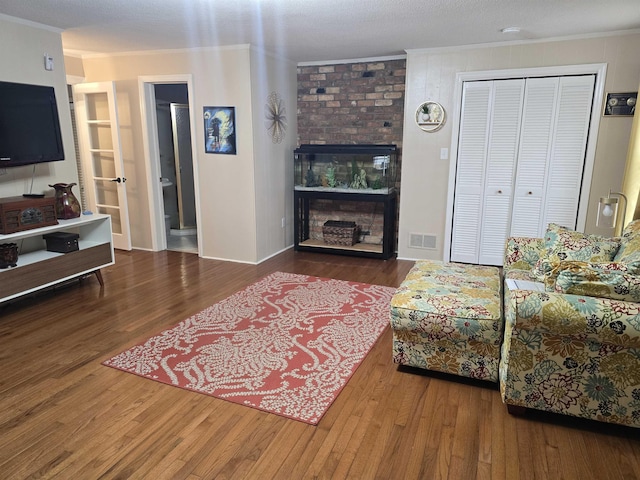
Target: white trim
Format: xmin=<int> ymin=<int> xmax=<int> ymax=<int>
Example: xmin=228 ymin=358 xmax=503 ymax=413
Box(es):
xmin=406 ymin=29 xmax=640 ymax=56
xmin=0 ymin=13 xmax=63 ymax=33
xmin=443 ymin=63 xmax=607 ymax=262
xmin=65 ymin=75 xmax=85 ymax=85
xmin=79 ymin=44 xmax=250 ymax=60
xmin=298 ymin=54 xmax=406 ymax=67
xmin=396 ymin=256 xmax=421 ymax=262
xmin=257 ymin=245 xmax=294 ymax=264
xmin=138 ymin=74 xmax=202 ymax=256
xmin=202 ymin=245 xmax=294 ymax=265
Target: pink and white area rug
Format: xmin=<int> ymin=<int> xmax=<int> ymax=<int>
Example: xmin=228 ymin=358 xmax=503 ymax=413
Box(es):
xmin=103 ymin=272 xmax=395 ymax=424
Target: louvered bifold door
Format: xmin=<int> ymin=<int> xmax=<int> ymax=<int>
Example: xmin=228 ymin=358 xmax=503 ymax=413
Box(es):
xmin=541 ymin=75 xmax=595 ymax=231
xmin=451 ymin=80 xmax=525 ymax=265
xmin=477 ymin=79 xmax=525 ymax=266
xmin=450 ymin=82 xmax=493 ymax=264
xmin=509 ymin=75 xmax=595 ymax=236
xmin=509 ymin=77 xmax=559 ymax=237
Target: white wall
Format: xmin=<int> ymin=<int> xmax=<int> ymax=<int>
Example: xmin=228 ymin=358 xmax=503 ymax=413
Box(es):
xmin=399 ymin=33 xmax=640 ymax=261
xmin=81 ymin=45 xmax=297 ymax=263
xmin=0 ymin=15 xmax=79 ymax=198
xmin=622 ymin=79 xmax=640 ymax=224
xmin=250 ymin=48 xmax=297 ymax=261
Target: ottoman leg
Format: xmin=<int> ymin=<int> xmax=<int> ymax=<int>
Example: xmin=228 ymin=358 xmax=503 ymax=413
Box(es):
xmin=507 ymin=404 xmax=527 ymax=416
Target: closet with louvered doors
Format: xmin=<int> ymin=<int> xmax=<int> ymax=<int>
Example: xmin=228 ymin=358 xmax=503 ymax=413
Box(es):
xmin=449 ymin=74 xmax=596 ymax=266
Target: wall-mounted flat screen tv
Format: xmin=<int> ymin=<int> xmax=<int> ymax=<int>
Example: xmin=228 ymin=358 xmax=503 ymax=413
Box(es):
xmin=0 ymin=80 xmax=65 ymax=168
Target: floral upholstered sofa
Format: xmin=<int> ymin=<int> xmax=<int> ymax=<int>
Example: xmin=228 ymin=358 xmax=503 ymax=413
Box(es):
xmin=500 ymin=220 xmax=640 ymax=428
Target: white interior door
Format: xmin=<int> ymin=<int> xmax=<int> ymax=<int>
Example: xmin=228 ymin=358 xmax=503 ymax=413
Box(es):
xmin=541 ymin=75 xmax=596 ymax=231
xmin=72 ymin=82 xmax=131 ymax=251
xmin=478 ymin=79 xmax=525 ymax=265
xmin=510 ymin=77 xmax=560 ymax=238
xmin=451 ymin=79 xmax=525 ymax=265
xmin=450 ymin=81 xmax=492 ymax=264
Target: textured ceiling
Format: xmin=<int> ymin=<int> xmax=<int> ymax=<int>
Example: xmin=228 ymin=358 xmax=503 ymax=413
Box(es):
xmin=0 ymin=0 xmax=639 ymax=62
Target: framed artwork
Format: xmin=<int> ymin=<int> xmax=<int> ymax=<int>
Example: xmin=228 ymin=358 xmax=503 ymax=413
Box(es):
xmin=603 ymin=92 xmax=637 ymax=116
xmin=204 ymin=106 xmax=236 ymax=154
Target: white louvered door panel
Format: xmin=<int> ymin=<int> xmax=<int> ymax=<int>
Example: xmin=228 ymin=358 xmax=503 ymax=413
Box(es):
xmin=450 ymin=81 xmax=492 ymax=264
xmin=479 ymin=79 xmax=525 ymax=265
xmin=542 ymin=75 xmax=595 ymax=230
xmin=510 ymin=77 xmax=559 ymax=238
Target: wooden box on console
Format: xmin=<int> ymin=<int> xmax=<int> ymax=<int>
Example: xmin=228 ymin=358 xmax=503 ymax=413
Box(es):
xmin=0 ymin=196 xmax=58 ymax=234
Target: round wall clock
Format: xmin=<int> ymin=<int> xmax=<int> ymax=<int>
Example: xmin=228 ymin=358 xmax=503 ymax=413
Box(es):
xmin=265 ymin=92 xmax=287 ymax=144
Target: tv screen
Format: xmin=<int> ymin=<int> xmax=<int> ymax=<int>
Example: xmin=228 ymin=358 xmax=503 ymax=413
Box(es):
xmin=0 ymin=80 xmax=65 ymax=167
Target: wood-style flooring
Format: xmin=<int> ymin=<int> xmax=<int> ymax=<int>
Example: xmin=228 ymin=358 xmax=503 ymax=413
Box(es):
xmin=0 ymin=249 xmax=639 ymax=479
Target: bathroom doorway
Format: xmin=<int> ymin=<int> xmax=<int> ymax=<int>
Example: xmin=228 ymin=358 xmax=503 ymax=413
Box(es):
xmin=154 ymin=84 xmax=197 ymax=253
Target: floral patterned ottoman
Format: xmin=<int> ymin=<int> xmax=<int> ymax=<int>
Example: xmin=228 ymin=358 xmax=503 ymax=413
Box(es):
xmin=390 ymin=260 xmax=503 ymax=382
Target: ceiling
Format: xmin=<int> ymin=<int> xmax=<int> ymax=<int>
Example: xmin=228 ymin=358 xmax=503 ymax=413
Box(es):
xmin=1 ymin=0 xmax=639 ymax=63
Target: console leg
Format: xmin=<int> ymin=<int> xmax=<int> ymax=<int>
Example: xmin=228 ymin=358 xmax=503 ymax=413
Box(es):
xmin=94 ymin=269 xmax=104 ymax=287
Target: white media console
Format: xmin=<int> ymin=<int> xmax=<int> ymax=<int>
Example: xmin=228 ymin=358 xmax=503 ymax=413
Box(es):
xmin=0 ymin=213 xmax=114 ymax=303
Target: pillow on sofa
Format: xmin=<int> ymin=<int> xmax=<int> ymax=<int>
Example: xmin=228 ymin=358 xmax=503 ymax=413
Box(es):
xmin=614 ymin=219 xmax=640 ymax=264
xmin=553 ymin=265 xmax=640 ymax=302
xmin=543 ymin=260 xmax=640 ymax=291
xmin=532 ymin=223 xmax=621 ymax=281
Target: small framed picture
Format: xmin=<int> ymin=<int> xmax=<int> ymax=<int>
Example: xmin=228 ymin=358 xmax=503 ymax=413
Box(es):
xmin=603 ymin=92 xmax=637 ymax=116
xmin=203 ymin=106 xmax=236 ymax=154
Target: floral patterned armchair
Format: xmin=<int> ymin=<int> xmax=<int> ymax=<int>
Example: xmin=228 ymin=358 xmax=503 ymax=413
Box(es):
xmin=499 ymin=221 xmax=640 ymax=428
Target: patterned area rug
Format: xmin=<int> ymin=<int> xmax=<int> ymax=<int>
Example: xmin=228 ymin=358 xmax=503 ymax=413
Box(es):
xmin=103 ymin=272 xmax=395 ymax=424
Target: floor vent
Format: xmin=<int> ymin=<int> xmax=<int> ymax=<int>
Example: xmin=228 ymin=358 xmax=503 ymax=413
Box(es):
xmin=409 ymin=233 xmax=437 ymax=250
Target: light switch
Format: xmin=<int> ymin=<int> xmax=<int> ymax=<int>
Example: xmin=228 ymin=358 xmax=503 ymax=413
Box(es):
xmin=44 ymin=54 xmax=54 ymax=71
xmin=440 ymin=147 xmax=449 ymax=160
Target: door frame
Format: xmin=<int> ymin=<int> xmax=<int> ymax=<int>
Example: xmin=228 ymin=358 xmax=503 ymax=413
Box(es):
xmin=138 ymin=75 xmax=201 ymax=254
xmin=443 ymin=63 xmax=607 ymax=262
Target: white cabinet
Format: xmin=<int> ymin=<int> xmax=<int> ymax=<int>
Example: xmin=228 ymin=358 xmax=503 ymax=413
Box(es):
xmin=450 ymin=75 xmax=595 ymax=266
xmin=0 ymin=214 xmax=114 ymax=303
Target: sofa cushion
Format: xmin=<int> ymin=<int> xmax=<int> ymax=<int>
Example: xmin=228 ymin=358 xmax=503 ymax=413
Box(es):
xmin=552 ymin=265 xmax=640 ymax=302
xmin=532 ymin=223 xmax=620 ymax=281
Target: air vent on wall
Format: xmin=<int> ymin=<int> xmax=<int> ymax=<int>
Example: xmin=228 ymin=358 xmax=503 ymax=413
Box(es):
xmin=409 ymin=233 xmax=437 ymax=250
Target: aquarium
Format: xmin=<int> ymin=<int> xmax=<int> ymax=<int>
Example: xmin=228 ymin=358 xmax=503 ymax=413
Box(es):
xmin=294 ymin=144 xmax=398 ymax=194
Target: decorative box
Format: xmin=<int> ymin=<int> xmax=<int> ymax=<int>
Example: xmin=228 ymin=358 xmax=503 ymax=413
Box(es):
xmin=42 ymin=232 xmax=79 ymax=253
xmin=0 ymin=196 xmax=58 ymax=234
xmin=323 ymin=221 xmax=360 ymax=246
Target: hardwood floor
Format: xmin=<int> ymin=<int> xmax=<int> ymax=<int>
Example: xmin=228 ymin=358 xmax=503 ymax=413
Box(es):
xmin=1 ymin=249 xmax=638 ymax=479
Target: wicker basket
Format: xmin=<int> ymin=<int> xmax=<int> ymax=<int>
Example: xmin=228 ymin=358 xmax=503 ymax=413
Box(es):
xmin=323 ymin=221 xmax=360 ymax=246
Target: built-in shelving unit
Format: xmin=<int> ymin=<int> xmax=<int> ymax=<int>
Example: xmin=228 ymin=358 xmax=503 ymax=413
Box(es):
xmin=0 ymin=214 xmax=114 ymax=302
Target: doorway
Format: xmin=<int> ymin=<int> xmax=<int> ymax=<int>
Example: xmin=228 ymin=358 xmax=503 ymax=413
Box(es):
xmin=154 ymin=85 xmax=197 ymax=253
xmin=139 ymin=75 xmax=201 ymax=255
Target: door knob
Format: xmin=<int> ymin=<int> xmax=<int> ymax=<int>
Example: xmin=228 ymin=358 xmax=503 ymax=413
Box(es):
xmin=110 ymin=177 xmax=121 ymax=183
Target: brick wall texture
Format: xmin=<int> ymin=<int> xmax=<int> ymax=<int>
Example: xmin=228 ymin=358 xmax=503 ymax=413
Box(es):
xmin=297 ymin=59 xmax=406 ymax=146
xmin=296 ymin=59 xmax=406 ymax=246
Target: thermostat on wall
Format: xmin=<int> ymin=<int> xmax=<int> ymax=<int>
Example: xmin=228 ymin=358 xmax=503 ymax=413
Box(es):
xmin=44 ymin=54 xmax=54 ymax=71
